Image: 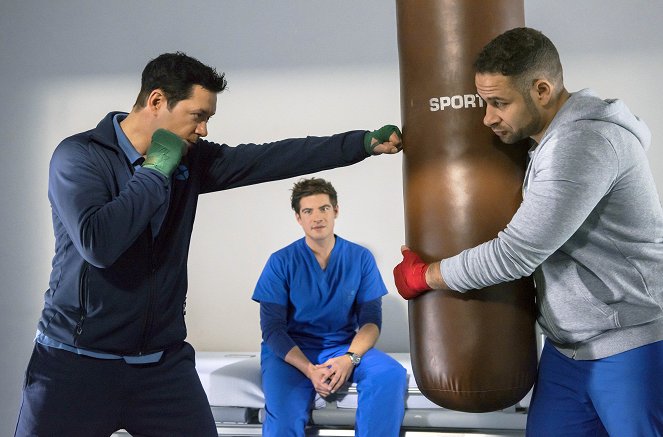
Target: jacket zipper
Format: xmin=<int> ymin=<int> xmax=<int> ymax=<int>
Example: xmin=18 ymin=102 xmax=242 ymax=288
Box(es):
xmin=138 ymin=228 xmax=157 ymax=354
xmin=75 ymin=262 xmax=90 ymax=340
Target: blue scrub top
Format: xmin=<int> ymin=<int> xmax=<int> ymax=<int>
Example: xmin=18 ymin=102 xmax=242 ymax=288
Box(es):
xmin=252 ymin=236 xmax=388 ymax=350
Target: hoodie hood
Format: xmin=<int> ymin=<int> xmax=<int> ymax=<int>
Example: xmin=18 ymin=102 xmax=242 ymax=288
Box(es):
xmin=547 ymin=88 xmax=651 ymax=151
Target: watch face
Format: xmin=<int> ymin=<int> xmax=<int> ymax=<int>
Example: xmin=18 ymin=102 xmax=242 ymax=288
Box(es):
xmin=346 ymin=352 xmax=361 ymax=365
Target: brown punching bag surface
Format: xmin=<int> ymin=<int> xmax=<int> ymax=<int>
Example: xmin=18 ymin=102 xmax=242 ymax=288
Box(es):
xmin=396 ymin=0 xmax=538 ymax=413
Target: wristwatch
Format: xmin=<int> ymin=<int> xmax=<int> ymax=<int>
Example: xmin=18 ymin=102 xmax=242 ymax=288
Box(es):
xmin=345 ymin=351 xmax=361 ymax=366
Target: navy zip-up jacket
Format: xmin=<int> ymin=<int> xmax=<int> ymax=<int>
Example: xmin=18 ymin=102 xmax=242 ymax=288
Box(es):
xmin=40 ymin=112 xmax=369 ymax=356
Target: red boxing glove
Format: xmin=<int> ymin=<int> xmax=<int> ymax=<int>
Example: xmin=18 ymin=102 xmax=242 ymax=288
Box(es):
xmin=393 ymin=249 xmax=431 ymax=300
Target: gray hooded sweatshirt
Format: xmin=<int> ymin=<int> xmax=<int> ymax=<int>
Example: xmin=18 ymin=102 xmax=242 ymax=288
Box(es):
xmin=441 ymin=89 xmax=663 ymax=360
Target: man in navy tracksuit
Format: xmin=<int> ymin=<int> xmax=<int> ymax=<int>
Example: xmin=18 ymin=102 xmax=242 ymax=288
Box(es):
xmin=15 ymin=52 xmax=402 ymax=436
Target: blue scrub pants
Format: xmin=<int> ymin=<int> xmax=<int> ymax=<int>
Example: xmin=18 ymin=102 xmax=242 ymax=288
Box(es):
xmin=260 ymin=344 xmax=407 ymax=437
xmin=14 ymin=341 xmax=217 ymax=437
xmin=526 ymin=339 xmax=663 ymax=437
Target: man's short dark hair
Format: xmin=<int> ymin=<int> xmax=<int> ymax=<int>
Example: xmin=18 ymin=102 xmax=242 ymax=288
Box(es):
xmin=474 ymin=27 xmax=563 ymax=95
xmin=291 ymin=178 xmax=338 ymax=213
xmin=134 ymin=52 xmax=227 ymax=109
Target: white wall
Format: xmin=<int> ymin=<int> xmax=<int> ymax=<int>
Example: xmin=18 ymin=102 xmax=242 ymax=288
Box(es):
xmin=1 ymin=0 xmax=661 ymax=433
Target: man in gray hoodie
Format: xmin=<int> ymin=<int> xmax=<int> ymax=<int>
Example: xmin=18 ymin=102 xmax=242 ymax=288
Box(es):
xmin=394 ymin=27 xmax=663 ymax=436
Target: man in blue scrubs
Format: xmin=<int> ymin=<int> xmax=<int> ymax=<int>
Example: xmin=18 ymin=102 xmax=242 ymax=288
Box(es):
xmin=253 ymin=178 xmax=407 ymax=437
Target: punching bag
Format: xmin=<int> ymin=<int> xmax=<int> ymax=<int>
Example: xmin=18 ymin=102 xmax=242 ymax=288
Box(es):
xmin=396 ymin=0 xmax=538 ymax=412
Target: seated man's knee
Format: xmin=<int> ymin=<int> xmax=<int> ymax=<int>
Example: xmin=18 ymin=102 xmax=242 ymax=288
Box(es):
xmin=365 ymin=359 xmax=407 ymax=394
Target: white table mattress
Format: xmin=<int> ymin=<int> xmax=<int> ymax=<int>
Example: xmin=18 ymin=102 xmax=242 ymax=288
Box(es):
xmin=196 ymin=351 xmax=530 ymax=412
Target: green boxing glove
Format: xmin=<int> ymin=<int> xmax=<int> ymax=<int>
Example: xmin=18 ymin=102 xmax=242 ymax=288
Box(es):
xmin=363 ymin=125 xmax=402 ymax=155
xmin=143 ymin=128 xmax=186 ymax=178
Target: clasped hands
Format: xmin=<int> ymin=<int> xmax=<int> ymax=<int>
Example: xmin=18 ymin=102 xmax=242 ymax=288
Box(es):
xmin=393 ymin=245 xmax=433 ymax=299
xmin=308 ymin=355 xmax=354 ymax=398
